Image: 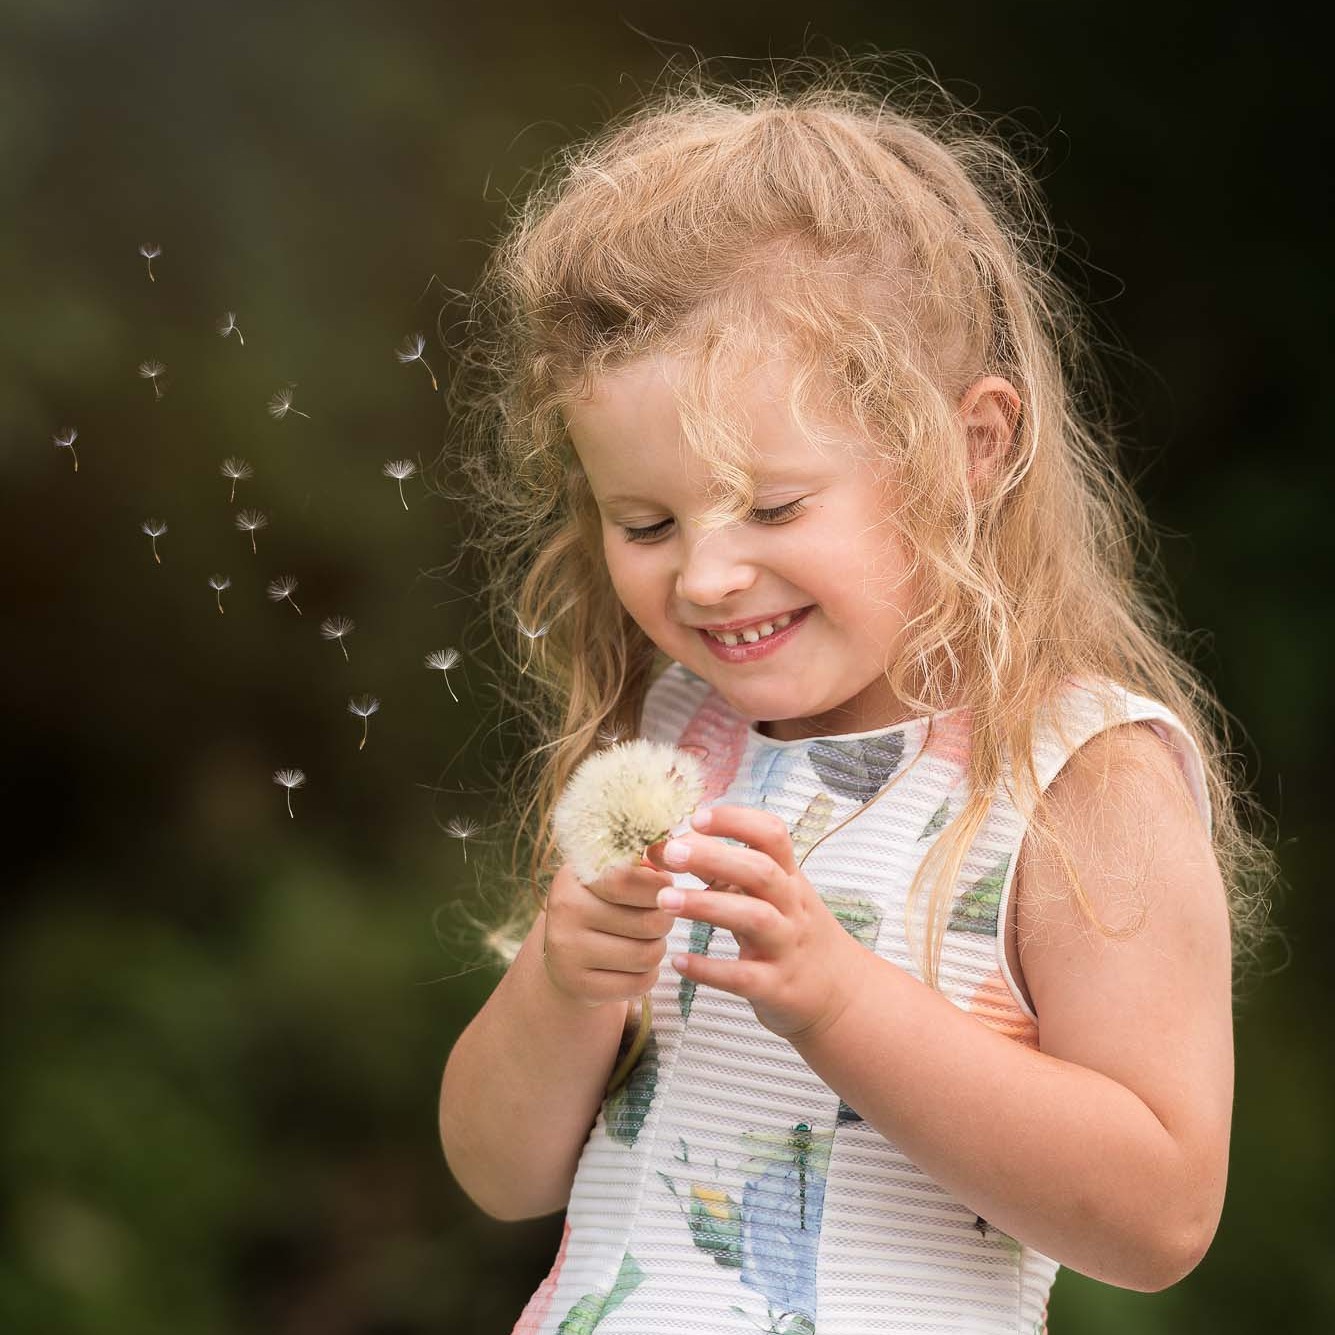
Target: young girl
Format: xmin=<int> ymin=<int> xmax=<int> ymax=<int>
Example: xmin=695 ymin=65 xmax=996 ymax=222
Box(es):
xmin=437 ymin=59 xmax=1272 ymax=1335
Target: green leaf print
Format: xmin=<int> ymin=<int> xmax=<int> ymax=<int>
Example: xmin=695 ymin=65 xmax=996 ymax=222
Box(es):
xmin=790 ymin=791 xmax=834 ymax=858
xmin=657 ymin=1139 xmax=744 ymax=1268
xmin=677 ymin=917 xmax=715 ymax=1021
xmin=947 ymin=854 xmax=1012 ymax=935
xmin=603 ymin=1028 xmax=658 ymax=1146
xmin=920 ymin=796 xmax=951 ymax=839
xmin=556 ymin=1251 xmax=645 ymax=1333
xmin=820 ymin=893 xmax=882 ymax=949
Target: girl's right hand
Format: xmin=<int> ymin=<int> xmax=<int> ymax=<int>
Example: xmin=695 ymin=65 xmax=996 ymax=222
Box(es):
xmin=541 ymin=852 xmax=678 ymax=1008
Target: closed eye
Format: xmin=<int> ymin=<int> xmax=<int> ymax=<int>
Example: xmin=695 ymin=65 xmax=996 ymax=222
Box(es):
xmin=619 ymin=499 xmax=807 ymax=544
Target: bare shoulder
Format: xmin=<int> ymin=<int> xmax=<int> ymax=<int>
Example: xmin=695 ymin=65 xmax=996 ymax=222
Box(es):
xmin=1015 ymin=719 xmax=1234 ymax=1156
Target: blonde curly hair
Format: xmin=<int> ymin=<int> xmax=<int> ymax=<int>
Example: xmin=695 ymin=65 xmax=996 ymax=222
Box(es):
xmin=434 ymin=53 xmax=1277 ymax=995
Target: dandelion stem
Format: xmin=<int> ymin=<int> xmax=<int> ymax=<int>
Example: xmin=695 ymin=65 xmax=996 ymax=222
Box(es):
xmin=249 ymin=531 xmax=256 ymax=556
xmin=340 ymin=640 xmax=348 ymax=664
xmin=290 ymin=597 xmax=303 ymax=615
xmin=152 ymin=539 xmax=160 ymax=564
xmin=229 ymin=479 xmax=237 ymax=503
xmin=446 ymin=677 xmax=459 ymax=704
xmin=71 ymin=450 xmax=79 ymax=473
xmin=421 ymin=359 xmax=438 ymax=393
xmin=216 ymin=590 xmax=225 ymax=615
xmin=293 ymin=408 xmax=310 ymax=419
xmin=359 ymin=717 xmax=368 ymax=750
xmin=397 ymin=478 xmax=408 ymax=510
xmin=286 ymin=789 xmax=294 ymax=819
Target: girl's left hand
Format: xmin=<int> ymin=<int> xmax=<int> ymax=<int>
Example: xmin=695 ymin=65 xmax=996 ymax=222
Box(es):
xmin=648 ymin=803 xmax=871 ymax=1042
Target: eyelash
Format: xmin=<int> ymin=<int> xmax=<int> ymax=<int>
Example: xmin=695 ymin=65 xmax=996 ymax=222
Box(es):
xmin=619 ymin=499 xmax=807 ymax=544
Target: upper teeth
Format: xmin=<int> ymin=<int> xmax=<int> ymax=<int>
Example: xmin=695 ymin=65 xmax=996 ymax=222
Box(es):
xmin=706 ymin=610 xmax=798 ymax=646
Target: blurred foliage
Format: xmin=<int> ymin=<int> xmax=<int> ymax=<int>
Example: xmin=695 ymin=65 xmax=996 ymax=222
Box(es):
xmin=1 ymin=1 xmax=1326 ymax=1331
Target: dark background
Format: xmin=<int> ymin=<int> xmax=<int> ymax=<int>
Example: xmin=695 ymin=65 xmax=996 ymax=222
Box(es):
xmin=2 ymin=3 xmax=1327 ymax=1331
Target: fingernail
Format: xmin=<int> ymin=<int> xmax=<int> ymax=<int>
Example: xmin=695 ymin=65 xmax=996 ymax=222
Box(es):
xmin=690 ymin=807 xmax=712 ymax=830
xmin=662 ymin=838 xmax=690 ymax=866
xmin=658 ymin=887 xmax=684 ymax=911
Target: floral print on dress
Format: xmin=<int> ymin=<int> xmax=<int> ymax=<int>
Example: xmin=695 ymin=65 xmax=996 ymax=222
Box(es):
xmin=677 ymin=690 xmax=749 ymax=800
xmin=919 ymin=796 xmax=951 ymax=840
xmin=734 ymin=1120 xmax=834 ymax=1333
xmin=603 ymin=1028 xmax=659 ymax=1146
xmin=790 ymin=792 xmax=835 ymax=858
xmin=677 ymin=918 xmax=715 ymax=1022
xmin=947 ymin=854 xmax=1012 ymax=935
xmin=807 ymin=733 xmax=905 ymax=802
xmin=555 ymin=1251 xmax=645 ymax=1333
xmin=658 ymin=1139 xmax=744 ymax=1268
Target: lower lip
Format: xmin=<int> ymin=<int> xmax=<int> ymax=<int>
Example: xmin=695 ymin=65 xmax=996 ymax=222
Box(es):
xmin=697 ymin=607 xmax=814 ymax=662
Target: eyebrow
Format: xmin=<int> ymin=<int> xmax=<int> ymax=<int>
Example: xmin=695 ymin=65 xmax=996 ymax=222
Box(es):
xmin=599 ymin=467 xmax=816 ymax=506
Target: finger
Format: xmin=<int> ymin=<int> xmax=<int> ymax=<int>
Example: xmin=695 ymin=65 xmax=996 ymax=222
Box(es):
xmin=689 ymin=804 xmax=799 ymax=876
xmin=586 ymin=862 xmax=675 ymax=909
xmin=656 ymin=884 xmax=783 ymax=951
xmin=659 ymin=834 xmax=788 ymax=908
xmin=584 ymin=897 xmax=678 ymax=941
xmin=669 ymin=947 xmax=761 ymax=1000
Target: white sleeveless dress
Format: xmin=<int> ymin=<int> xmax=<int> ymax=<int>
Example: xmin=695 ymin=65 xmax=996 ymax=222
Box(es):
xmin=511 ymin=661 xmax=1212 ymax=1335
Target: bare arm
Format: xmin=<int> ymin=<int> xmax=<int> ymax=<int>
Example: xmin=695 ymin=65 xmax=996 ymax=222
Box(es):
xmin=788 ymin=722 xmax=1234 ymax=1291
xmin=440 ymin=854 xmax=676 ymax=1221
xmin=439 ymin=910 xmax=630 ymax=1221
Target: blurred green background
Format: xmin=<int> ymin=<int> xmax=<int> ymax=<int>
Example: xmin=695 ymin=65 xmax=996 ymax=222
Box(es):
xmin=1 ymin=2 xmax=1325 ymax=1332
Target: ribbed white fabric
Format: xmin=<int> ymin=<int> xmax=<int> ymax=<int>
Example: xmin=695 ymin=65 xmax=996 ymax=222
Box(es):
xmin=512 ymin=661 xmax=1212 ymax=1335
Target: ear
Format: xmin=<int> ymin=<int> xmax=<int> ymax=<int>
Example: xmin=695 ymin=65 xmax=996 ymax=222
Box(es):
xmin=959 ymin=376 xmax=1022 ymax=490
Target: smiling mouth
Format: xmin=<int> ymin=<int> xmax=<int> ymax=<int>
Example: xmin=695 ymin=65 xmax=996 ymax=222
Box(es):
xmin=701 ymin=607 xmax=809 ymax=646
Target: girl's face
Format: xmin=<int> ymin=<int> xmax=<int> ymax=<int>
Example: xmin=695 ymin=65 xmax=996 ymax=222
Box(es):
xmin=564 ymin=352 xmax=932 ymax=741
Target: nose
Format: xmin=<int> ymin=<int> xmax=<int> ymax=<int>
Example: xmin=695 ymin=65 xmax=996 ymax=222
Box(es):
xmin=674 ymin=523 xmax=758 ymax=608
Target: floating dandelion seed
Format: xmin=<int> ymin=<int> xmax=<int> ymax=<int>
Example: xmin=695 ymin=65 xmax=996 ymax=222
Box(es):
xmin=138 ymin=359 xmax=167 ymax=400
xmin=217 ymin=311 xmax=245 ymax=345
xmin=443 ymin=816 xmax=482 ymax=864
xmin=273 ymin=768 xmax=306 ymax=819
xmin=267 ymin=384 xmax=310 ymax=420
xmin=514 ymin=612 xmax=551 ymax=674
xmin=320 ymin=615 xmax=354 ymax=662
xmin=220 ymin=457 xmax=254 ymax=503
xmin=382 ymin=458 xmax=418 ymax=510
xmin=597 ymin=722 xmax=629 ymax=747
xmin=208 ymin=573 xmax=231 ymax=614
xmin=266 ymin=575 xmax=302 ymax=615
xmin=141 ymin=518 xmax=167 ymax=564
xmin=394 ymin=331 xmax=439 ymax=392
xmin=52 ymin=427 xmax=79 ymax=473
xmin=235 ymin=508 xmax=268 ymax=555
xmin=138 ymin=242 xmax=161 ymax=282
xmin=424 ymin=648 xmax=461 ymax=702
xmin=347 ymin=695 xmax=380 ymax=750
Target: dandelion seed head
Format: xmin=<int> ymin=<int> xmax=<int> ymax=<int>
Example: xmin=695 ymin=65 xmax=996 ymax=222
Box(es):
xmin=208 ymin=574 xmax=231 ymax=592
xmin=552 ymin=739 xmax=705 ymax=884
xmin=444 ymin=817 xmax=482 ymax=841
xmin=53 ymin=428 xmax=78 ymax=449
xmin=382 ymin=459 xmax=418 ymax=480
xmin=235 ymin=508 xmax=268 ymax=533
xmin=220 ymin=457 xmax=254 ymax=481
xmin=273 ymin=768 xmax=306 ymax=790
xmin=425 ymin=648 xmax=461 ymax=672
xmin=348 ymin=695 xmax=381 ymax=719
xmin=141 ymin=518 xmax=167 ymax=538
xmin=266 ymin=575 xmax=298 ymax=601
xmin=138 ymin=243 xmax=162 ymax=260
xmin=138 ymin=359 xmax=166 ymax=380
xmin=395 ymin=332 xmax=427 ymax=363
xmin=320 ymin=615 xmax=355 ymax=640
xmin=597 ymin=723 xmax=629 ymax=747
xmin=218 ymin=311 xmax=240 ymax=335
